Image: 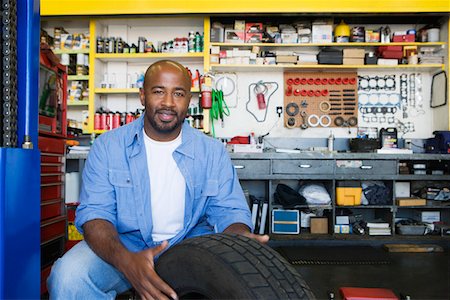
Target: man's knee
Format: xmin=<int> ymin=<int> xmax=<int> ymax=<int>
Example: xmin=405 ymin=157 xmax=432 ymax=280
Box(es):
xmin=47 ymin=252 xmax=87 ymax=294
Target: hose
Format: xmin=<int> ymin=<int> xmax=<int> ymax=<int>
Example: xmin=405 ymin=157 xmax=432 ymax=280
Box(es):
xmin=210 ymin=89 xmax=230 ymax=138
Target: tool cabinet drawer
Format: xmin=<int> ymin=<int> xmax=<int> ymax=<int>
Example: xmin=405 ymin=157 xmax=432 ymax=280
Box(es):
xmin=272 ymin=159 xmax=334 ymax=174
xmin=38 ymin=136 xmax=65 ymax=154
xmin=41 ymin=215 xmax=66 ymax=243
xmin=335 ymin=159 xmax=396 ymax=175
xmin=41 ymin=172 xmax=64 ymax=184
xmin=41 ymin=182 xmax=63 ymax=201
xmin=41 ymin=199 xmax=63 ymax=221
xmin=232 ymin=159 xmax=270 ymax=176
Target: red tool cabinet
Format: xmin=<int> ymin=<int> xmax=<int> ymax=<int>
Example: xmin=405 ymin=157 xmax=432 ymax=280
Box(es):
xmin=38 ymin=46 xmax=67 ymax=295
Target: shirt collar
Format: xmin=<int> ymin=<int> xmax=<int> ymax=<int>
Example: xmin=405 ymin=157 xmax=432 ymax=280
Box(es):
xmin=127 ymin=114 xmax=195 ymax=159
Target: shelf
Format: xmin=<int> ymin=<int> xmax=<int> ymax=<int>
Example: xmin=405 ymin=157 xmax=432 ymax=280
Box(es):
xmin=67 ymin=75 xmax=89 ymax=81
xmin=95 ymin=52 xmax=204 ymax=62
xmin=396 ymin=175 xmax=450 ymax=180
xmin=93 ymin=129 xmax=108 ymax=134
xmin=335 ymin=205 xmax=393 ymax=209
xmin=53 ymin=48 xmax=90 ymax=54
xmin=94 ymin=87 xmax=200 ymax=94
xmin=67 ymin=100 xmax=89 ymax=106
xmin=94 ymin=88 xmax=140 ymax=94
xmin=210 ymin=63 xmax=444 ymax=71
xmin=211 ymin=42 xmax=447 ymax=47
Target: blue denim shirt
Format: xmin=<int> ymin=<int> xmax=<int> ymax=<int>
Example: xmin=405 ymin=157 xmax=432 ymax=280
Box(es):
xmin=75 ymin=115 xmax=253 ymax=252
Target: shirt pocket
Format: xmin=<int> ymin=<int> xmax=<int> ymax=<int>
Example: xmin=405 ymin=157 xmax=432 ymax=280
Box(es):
xmin=109 ymin=170 xmax=138 ymax=229
xmin=202 ymin=179 xmax=219 ymax=197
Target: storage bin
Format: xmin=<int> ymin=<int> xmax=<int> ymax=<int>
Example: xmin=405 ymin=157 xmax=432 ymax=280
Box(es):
xmin=336 ymin=187 xmax=362 ymax=205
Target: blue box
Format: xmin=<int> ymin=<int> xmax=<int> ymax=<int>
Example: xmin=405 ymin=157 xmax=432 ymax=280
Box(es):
xmin=272 ymin=210 xmax=300 ymax=234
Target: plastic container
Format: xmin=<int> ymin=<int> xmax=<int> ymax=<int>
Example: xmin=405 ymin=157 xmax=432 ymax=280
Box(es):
xmin=336 ymin=187 xmax=363 ymax=205
xmin=396 ymin=224 xmax=427 ymax=235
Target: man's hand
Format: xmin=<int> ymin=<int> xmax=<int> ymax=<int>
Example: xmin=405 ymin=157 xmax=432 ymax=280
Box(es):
xmin=121 ymin=241 xmax=177 ymax=300
xmin=223 ymin=223 xmax=270 ymax=244
xmin=83 ymin=220 xmax=177 ymax=300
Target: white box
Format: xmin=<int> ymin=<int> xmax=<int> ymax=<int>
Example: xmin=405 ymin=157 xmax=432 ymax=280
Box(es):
xmin=336 ymin=216 xmax=350 ymax=225
xmin=312 ymin=24 xmax=333 ymax=43
xmin=418 ymin=211 xmax=440 ymax=223
xmin=232 ymin=144 xmax=263 ymax=153
xmin=301 ymin=211 xmax=316 ymax=228
xmin=395 ymin=182 xmax=411 ymax=198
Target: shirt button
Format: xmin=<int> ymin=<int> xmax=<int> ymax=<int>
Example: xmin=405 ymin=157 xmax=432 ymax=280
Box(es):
xmin=126 ymin=178 xmax=131 ymax=183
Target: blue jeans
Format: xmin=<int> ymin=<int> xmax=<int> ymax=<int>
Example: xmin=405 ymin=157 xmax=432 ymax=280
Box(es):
xmin=47 ymin=241 xmax=131 ymax=299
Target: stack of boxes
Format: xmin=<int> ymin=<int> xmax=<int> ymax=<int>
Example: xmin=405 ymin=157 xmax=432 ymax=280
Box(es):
xmin=343 ymin=48 xmax=365 ymax=65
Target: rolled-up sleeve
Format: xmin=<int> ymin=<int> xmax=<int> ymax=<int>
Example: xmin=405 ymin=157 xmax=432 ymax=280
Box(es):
xmin=75 ymin=138 xmax=117 ymax=233
xmin=205 ymin=146 xmax=253 ymax=233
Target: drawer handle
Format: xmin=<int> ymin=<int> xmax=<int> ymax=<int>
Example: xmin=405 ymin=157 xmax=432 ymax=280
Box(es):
xmin=234 ymin=165 xmax=245 ymax=169
xmin=360 ymin=165 xmax=373 ymax=170
xmin=299 ymin=164 xmax=311 ymax=168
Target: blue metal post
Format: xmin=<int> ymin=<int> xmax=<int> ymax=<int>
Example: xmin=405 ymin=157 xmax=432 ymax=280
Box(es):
xmin=0 ymin=0 xmax=41 ymax=297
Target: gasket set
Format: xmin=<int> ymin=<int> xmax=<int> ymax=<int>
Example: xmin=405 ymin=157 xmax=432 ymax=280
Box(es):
xmin=284 ymin=71 xmax=358 ymax=129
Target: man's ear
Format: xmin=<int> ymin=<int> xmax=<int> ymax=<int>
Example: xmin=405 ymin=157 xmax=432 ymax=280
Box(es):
xmin=139 ymin=88 xmax=145 ymax=106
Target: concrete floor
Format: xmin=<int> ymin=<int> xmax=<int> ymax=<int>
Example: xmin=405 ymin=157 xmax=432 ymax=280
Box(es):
xmin=288 ymin=250 xmax=449 ymax=300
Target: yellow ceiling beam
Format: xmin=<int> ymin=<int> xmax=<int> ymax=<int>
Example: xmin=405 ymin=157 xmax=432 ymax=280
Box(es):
xmin=41 ymin=0 xmax=450 ymax=16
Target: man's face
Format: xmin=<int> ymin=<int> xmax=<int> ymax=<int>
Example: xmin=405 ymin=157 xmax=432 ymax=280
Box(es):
xmin=140 ymin=65 xmax=191 ymax=141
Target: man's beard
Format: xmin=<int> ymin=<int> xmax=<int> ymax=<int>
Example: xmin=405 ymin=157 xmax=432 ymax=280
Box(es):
xmin=148 ymin=110 xmax=184 ymax=133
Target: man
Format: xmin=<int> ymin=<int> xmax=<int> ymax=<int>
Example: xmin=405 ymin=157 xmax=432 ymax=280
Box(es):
xmin=48 ymin=60 xmax=268 ymax=299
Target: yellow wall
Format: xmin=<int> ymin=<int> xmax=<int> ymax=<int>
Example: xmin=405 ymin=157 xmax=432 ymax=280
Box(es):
xmin=41 ymin=0 xmax=450 ymax=16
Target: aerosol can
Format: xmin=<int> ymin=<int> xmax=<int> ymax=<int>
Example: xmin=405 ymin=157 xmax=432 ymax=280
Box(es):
xmin=328 ymin=131 xmax=335 ymax=151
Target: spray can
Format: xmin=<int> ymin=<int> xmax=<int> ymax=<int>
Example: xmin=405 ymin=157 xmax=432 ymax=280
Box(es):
xmin=94 ymin=113 xmax=101 ymax=130
xmin=126 ymin=112 xmax=134 ymax=124
xmin=188 ymin=31 xmax=195 ymax=53
xmin=194 ymin=32 xmax=201 ymax=52
xmin=328 ymin=131 xmax=335 ymax=151
xmin=100 ymin=113 xmax=107 ymax=130
xmin=112 ymin=113 xmax=121 ymax=129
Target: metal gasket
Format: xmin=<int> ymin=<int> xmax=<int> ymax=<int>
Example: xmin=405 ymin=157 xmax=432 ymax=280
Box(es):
xmin=286 ymin=102 xmax=299 ymax=116
xmin=307 ymin=114 xmax=320 ymax=127
xmin=286 ymin=117 xmax=297 ymax=128
xmin=319 ymin=115 xmax=331 ymax=127
xmin=319 ymin=101 xmax=331 ymax=113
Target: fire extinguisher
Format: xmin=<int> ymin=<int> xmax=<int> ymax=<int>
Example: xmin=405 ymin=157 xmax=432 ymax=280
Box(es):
xmin=200 ymin=75 xmax=212 ymax=109
xmin=254 ymin=81 xmax=268 ymax=110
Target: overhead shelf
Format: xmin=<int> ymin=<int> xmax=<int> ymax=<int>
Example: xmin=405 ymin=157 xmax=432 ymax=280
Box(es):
xmin=94 ymin=87 xmax=200 ymax=94
xmin=53 ymin=48 xmax=90 ymax=54
xmin=67 ymin=75 xmax=89 ymax=81
xmin=210 ymin=63 xmax=445 ymax=71
xmin=211 ymin=42 xmax=447 ymax=47
xmin=95 ymin=88 xmax=139 ymax=94
xmin=67 ymin=100 xmax=89 ymax=106
xmin=94 ymin=52 xmax=204 ymax=62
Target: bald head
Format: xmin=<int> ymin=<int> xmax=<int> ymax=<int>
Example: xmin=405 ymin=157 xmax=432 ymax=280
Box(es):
xmin=144 ymin=60 xmax=191 ymax=90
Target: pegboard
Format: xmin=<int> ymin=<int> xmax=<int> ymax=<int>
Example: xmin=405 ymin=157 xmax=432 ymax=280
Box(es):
xmin=283 ymin=71 xmax=358 ymax=129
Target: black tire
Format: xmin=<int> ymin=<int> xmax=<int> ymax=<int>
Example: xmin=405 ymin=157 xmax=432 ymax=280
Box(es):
xmin=155 ymin=233 xmax=315 ymax=299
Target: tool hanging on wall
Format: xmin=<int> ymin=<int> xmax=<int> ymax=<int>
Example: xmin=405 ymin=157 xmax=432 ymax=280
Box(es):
xmin=214 ymin=73 xmax=238 ymax=108
xmin=210 ymin=89 xmax=230 ymax=138
xmin=246 ymin=81 xmax=279 ymax=122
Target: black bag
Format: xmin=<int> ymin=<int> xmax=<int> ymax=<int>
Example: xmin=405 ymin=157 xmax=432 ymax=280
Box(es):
xmin=274 ymin=183 xmax=306 ymax=207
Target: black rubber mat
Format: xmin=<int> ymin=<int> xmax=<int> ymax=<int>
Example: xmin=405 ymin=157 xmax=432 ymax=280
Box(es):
xmin=277 ymin=246 xmax=392 ymax=265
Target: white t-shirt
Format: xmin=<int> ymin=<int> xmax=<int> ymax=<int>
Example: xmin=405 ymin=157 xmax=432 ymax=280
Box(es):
xmin=143 ymin=129 xmax=186 ymax=242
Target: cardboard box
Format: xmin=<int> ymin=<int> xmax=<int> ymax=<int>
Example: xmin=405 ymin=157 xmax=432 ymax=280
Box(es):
xmin=245 ymin=33 xmax=263 ymax=43
xmin=343 ymin=48 xmax=365 ymax=58
xmin=417 ymin=211 xmax=440 ymax=223
xmin=224 ymin=29 xmax=245 ymax=43
xmin=396 ymin=197 xmax=426 ymax=206
xmin=234 ymin=20 xmax=245 ymax=31
xmin=310 ymin=217 xmax=328 ymax=234
xmin=312 ymin=24 xmax=333 ymax=43
xmin=393 ymin=34 xmax=415 ymax=42
xmin=272 ymin=210 xmax=300 ymax=234
xmin=365 ymin=30 xmax=380 ymax=42
xmin=395 ymin=182 xmax=411 ymax=198
xmin=343 ymin=58 xmax=364 ymax=65
xmin=276 ymin=55 xmax=298 ymax=63
xmin=245 ymin=22 xmax=263 ymax=33
xmin=281 ymin=33 xmax=298 ymax=44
